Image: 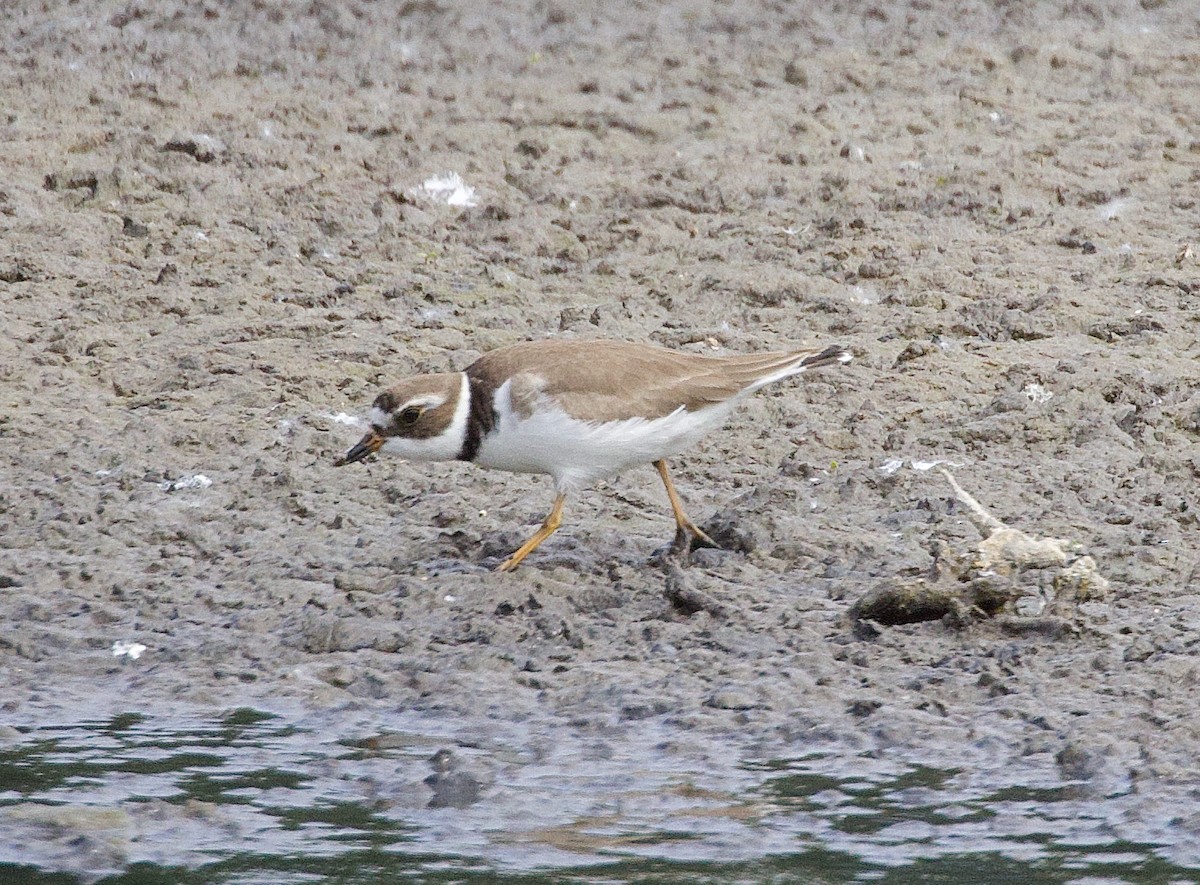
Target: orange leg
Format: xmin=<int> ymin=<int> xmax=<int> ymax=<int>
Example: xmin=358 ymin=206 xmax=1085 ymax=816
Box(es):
xmin=654 ymin=460 xmax=718 ymax=551
xmin=497 ymin=494 xmax=566 ymax=572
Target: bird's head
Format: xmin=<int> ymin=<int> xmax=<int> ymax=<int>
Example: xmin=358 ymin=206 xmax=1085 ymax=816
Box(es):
xmin=336 ymin=373 xmax=468 ymax=466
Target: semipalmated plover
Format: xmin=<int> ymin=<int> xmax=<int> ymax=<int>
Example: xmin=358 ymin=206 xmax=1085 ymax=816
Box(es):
xmin=338 ymin=339 xmax=850 ymax=571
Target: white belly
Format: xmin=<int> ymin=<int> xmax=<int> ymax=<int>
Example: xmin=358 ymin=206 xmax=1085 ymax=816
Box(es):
xmin=475 ymin=385 xmax=737 ymax=494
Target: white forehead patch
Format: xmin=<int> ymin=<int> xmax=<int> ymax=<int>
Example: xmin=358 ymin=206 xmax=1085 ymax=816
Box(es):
xmin=402 ymin=393 xmax=447 ymax=411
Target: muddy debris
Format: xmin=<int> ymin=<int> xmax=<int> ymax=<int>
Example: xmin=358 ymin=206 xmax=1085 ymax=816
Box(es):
xmin=852 ymin=471 xmax=1110 ymax=628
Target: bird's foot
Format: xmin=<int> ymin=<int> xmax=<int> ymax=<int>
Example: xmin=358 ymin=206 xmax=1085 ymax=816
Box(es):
xmin=675 ymin=521 xmax=719 ymax=552
xmin=667 ymin=521 xmax=720 ymax=561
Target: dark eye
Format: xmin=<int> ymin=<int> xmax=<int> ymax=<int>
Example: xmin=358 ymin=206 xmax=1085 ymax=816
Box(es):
xmin=398 ymin=406 xmax=422 ymax=426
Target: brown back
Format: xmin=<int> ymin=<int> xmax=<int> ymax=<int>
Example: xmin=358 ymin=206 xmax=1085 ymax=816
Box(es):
xmin=466 ymin=339 xmax=831 ymax=423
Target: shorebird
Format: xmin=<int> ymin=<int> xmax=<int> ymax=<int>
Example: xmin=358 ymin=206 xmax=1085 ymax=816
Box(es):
xmin=338 ymin=339 xmax=849 ymax=570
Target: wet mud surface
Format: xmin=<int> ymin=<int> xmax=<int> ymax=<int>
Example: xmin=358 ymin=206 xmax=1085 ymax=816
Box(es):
xmin=2 ymin=0 xmax=1200 ymax=879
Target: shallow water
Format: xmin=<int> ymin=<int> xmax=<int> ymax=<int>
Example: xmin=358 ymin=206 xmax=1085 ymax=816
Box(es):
xmin=2 ymin=708 xmax=1196 ymax=884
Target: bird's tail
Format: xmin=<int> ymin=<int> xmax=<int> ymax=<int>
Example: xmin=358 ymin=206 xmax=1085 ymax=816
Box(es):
xmin=797 ymin=344 xmax=852 ymax=370
xmin=725 ymin=344 xmax=852 ymax=393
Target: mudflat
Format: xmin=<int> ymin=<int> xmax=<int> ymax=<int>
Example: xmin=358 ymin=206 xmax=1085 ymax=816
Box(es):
xmin=3 ymin=0 xmax=1199 ymax=876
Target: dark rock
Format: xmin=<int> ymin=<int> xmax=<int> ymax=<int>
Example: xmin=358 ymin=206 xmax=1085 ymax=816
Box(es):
xmin=1088 ymin=315 xmax=1166 ymax=342
xmin=699 ymin=511 xmax=757 ymax=555
xmin=847 ymin=699 xmax=882 ymax=717
xmin=706 ymin=689 xmax=756 ymax=710
xmin=425 ymin=770 xmax=480 ymax=808
xmin=663 ymin=564 xmax=726 ymax=618
xmin=851 ymin=581 xmax=958 ymax=625
xmin=162 ymin=133 xmax=227 ymax=163
xmin=122 ymin=216 xmax=149 ymax=238
xmin=1056 ymin=742 xmax=1104 ymax=781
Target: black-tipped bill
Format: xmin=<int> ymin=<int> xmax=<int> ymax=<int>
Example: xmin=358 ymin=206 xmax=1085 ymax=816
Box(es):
xmin=335 ymin=431 xmax=384 ymax=466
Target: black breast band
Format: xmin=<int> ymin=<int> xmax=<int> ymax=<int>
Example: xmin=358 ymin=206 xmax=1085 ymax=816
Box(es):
xmin=458 ymin=375 xmax=497 ymax=462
